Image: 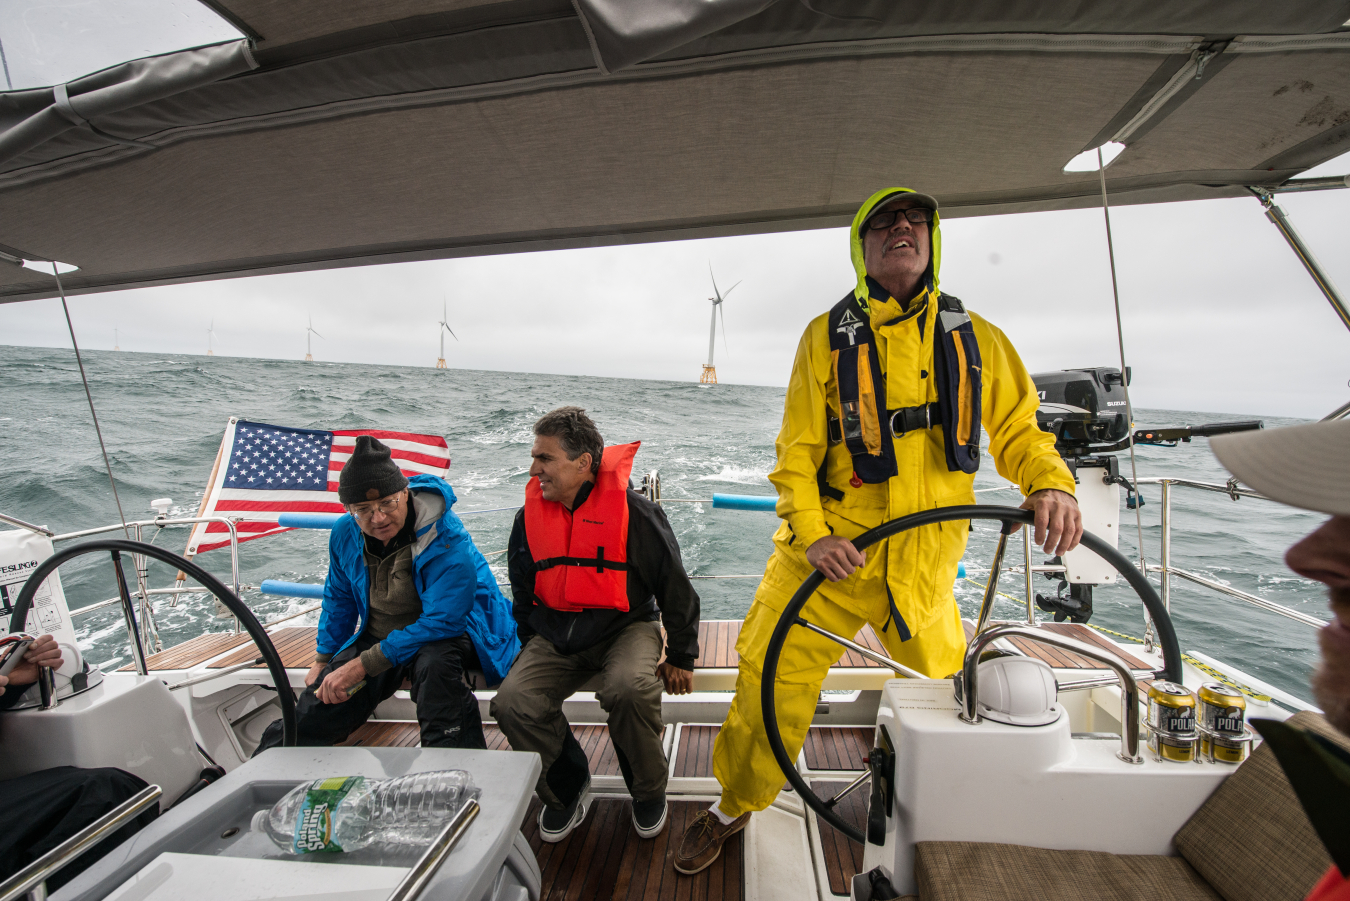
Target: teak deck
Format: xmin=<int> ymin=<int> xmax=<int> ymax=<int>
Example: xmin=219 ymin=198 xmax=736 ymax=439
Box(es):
xmin=338 ymin=722 xmax=623 ymax=774
xmin=524 ymin=798 xmax=743 ymax=901
xmin=811 ymin=780 xmax=869 ymax=896
xmin=130 ymin=619 xmax=1152 ymax=673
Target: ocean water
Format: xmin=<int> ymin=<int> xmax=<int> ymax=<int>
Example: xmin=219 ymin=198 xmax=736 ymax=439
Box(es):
xmin=0 ymin=344 xmax=1331 ymax=702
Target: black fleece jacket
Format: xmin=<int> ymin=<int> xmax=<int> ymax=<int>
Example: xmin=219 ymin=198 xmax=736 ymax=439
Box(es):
xmin=507 ymin=484 xmax=700 ymax=671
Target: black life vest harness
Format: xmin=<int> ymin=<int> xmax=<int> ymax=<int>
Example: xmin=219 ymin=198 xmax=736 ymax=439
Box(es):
xmin=819 ymin=282 xmax=983 ymax=501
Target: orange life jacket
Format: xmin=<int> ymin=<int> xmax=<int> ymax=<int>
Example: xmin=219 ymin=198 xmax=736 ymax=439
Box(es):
xmin=523 ymin=442 xmax=638 ymax=612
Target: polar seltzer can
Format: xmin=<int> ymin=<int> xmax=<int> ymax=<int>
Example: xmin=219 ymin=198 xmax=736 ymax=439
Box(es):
xmin=1198 ymin=681 xmax=1249 ymax=763
xmin=1147 ymin=681 xmax=1198 ymax=762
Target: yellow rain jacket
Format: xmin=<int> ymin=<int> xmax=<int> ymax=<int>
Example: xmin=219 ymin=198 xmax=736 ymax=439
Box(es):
xmin=711 ymin=187 xmax=1077 ymax=819
xmin=766 ymin=187 xmax=1074 ymax=638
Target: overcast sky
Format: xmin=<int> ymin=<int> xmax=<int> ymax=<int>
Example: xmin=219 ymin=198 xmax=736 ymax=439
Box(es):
xmin=3 ymin=2 xmax=1349 ymax=419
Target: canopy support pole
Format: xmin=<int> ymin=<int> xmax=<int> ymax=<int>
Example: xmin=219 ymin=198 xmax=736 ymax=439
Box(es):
xmin=1249 ymin=186 xmax=1350 ymax=334
xmin=1249 ymin=185 xmax=1350 ymax=421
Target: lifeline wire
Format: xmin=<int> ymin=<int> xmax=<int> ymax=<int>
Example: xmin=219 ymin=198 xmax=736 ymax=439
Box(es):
xmin=1096 ymin=148 xmax=1154 ymax=646
xmin=53 ymin=263 xmax=130 ymax=538
xmin=1095 ymin=147 xmax=1147 ymax=574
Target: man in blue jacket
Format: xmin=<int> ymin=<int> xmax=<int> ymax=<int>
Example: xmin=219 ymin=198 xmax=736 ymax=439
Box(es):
xmin=255 ymin=436 xmax=520 ymax=751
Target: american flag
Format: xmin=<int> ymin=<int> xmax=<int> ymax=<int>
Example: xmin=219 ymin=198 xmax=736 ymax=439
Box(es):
xmin=184 ymin=418 xmax=450 ymax=554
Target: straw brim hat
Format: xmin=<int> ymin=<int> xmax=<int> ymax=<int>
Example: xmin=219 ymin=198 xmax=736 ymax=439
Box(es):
xmin=1211 ymin=419 xmax=1350 ymax=517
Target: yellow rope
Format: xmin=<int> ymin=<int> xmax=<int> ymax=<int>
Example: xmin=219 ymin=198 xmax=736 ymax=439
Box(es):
xmin=1085 ymin=624 xmax=1273 ymax=703
xmin=961 ymin=577 xmax=1274 ymax=703
xmin=961 ymin=576 xmax=1024 ymax=606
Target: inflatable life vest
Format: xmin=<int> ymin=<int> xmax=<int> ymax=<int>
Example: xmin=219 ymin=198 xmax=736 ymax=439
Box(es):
xmin=524 ymin=442 xmax=639 ymax=613
xmin=824 ymin=283 xmax=983 ymax=492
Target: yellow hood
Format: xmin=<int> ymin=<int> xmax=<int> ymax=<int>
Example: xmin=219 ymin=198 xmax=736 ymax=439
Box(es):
xmin=849 ymin=186 xmax=942 ymax=302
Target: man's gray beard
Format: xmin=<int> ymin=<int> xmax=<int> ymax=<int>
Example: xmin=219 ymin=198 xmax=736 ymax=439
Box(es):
xmin=1311 ymin=587 xmax=1350 ymax=736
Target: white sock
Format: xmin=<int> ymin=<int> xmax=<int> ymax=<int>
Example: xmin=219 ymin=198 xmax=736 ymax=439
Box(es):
xmin=708 ymin=801 xmax=736 ymax=826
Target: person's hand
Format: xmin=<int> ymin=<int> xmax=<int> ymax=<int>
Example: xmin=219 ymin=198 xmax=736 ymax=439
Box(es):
xmin=658 ymin=662 xmax=694 ymax=695
xmin=1017 ymin=489 xmax=1083 ymax=556
xmin=316 ymin=659 xmax=366 ymax=704
xmin=806 ymin=535 xmax=866 ymax=582
xmin=0 ymin=673 xmax=8 ymax=697
xmin=304 ymin=663 xmax=326 ymax=687
xmin=6 ymin=635 xmax=64 ymax=689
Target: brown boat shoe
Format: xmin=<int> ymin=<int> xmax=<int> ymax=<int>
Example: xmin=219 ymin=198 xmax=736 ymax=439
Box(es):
xmin=673 ymin=809 xmax=750 ymax=875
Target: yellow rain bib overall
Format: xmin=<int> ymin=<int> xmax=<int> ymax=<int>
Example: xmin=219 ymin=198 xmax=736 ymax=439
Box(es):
xmin=712 ymin=188 xmax=1076 ymax=818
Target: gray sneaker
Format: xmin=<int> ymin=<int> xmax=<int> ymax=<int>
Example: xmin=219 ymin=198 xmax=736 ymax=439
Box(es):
xmin=632 ymin=796 xmax=667 ymax=839
xmin=538 ymin=777 xmax=591 ymax=843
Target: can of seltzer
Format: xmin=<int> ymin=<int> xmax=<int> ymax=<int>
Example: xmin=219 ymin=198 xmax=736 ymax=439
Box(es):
xmin=1147 ymin=681 xmax=1198 ymax=762
xmin=1197 ymin=681 xmax=1249 ymax=763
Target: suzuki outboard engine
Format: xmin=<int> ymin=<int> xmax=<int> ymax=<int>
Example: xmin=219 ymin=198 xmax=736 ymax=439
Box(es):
xmin=1034 ymin=367 xmax=1131 ymax=452
xmin=1030 ymin=367 xmax=1260 ymax=623
xmin=1029 ymin=368 xmax=1134 ymax=623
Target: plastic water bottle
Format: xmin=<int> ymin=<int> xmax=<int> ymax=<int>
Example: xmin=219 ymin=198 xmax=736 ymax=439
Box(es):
xmin=254 ymin=770 xmax=478 ymax=854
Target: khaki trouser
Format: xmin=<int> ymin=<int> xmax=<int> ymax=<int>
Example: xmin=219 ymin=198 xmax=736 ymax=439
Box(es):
xmin=712 ymin=552 xmax=967 ymax=819
xmin=491 ymin=620 xmax=667 ymax=806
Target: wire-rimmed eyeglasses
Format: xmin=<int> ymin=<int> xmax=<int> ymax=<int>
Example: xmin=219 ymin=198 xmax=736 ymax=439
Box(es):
xmin=348 ymin=494 xmax=404 ymax=521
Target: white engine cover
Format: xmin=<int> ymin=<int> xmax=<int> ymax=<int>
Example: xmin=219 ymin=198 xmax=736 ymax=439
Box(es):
xmin=0 ymin=673 xmax=201 ymax=809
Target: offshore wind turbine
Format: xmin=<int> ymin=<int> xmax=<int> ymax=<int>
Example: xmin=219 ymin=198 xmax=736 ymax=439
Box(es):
xmin=699 ymin=265 xmax=739 ymax=385
xmin=114 ymin=328 xmax=120 ymax=351
xmin=305 ymin=316 xmax=322 ymax=362
xmin=206 ymin=320 xmax=216 ymax=356
xmin=435 ymin=299 xmax=458 ymax=369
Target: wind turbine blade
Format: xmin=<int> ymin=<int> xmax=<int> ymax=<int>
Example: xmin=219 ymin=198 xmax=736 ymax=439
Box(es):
xmin=312 ymin=329 xmax=323 ymax=339
xmin=721 ymin=280 xmax=742 ymax=300
xmin=444 ymin=323 xmax=459 ymax=341
xmin=709 ymin=262 xmax=722 ymax=301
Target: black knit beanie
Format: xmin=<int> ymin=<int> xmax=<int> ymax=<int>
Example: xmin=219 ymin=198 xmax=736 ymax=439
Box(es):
xmin=338 ymin=436 xmax=409 ymax=504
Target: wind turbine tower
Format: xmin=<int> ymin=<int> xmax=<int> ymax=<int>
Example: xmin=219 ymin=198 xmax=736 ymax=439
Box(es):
xmin=114 ymin=328 xmax=120 ymax=351
xmin=436 ymin=300 xmax=458 ymax=369
xmin=700 ymin=265 xmax=739 ymax=385
xmin=206 ymin=320 xmax=216 ymax=356
xmin=305 ymin=316 xmax=322 ymax=362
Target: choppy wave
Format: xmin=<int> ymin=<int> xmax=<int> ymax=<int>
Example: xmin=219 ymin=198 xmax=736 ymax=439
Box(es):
xmin=697 ymin=465 xmax=773 ymax=485
xmin=0 ymin=344 xmax=1328 ymax=701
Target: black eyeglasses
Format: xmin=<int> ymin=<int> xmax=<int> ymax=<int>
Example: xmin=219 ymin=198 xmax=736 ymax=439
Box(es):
xmin=864 ymin=207 xmax=933 ymax=231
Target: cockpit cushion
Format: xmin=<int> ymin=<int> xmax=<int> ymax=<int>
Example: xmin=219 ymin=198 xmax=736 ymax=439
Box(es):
xmin=1173 ymin=710 xmax=1346 ymax=901
xmin=913 ymin=841 xmax=1221 ymax=901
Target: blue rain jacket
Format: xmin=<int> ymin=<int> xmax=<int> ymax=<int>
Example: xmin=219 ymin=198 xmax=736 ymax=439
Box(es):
xmin=316 ymin=474 xmax=520 ymax=684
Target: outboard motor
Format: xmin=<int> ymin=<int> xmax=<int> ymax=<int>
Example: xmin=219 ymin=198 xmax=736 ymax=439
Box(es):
xmin=1028 ymin=368 xmax=1135 ymax=623
xmin=1030 ymin=367 xmax=1260 ymax=623
xmin=1034 ymin=367 xmax=1132 ymax=453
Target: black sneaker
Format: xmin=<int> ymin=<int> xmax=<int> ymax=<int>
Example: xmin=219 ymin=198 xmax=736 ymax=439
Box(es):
xmin=538 ymin=777 xmax=591 ymax=843
xmin=632 ymin=796 xmax=667 ymax=839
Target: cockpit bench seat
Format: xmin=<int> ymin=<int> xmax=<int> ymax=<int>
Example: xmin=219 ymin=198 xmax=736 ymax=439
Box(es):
xmin=134 ymin=621 xmax=910 ymax=691
xmin=910 ymin=711 xmax=1343 ymax=901
xmin=913 ymin=842 xmax=1219 ymax=901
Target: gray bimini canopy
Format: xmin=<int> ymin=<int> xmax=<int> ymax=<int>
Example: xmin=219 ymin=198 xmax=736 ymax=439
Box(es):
xmin=2 ymin=0 xmax=1350 ymax=303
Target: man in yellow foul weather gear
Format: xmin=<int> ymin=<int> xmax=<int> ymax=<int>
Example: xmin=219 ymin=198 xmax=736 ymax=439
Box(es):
xmin=673 ymin=187 xmax=1083 ymax=875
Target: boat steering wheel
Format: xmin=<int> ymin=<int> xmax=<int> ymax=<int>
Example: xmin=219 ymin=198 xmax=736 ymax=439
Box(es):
xmin=760 ymin=505 xmax=1181 ymax=844
xmin=7 ymin=539 xmax=298 ymax=746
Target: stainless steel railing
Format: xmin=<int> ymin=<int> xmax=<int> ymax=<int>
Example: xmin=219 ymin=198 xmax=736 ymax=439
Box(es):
xmin=0 ymin=785 xmax=161 ymax=901
xmin=1136 ymin=478 xmax=1328 ymax=631
xmin=961 ymin=624 xmax=1143 ymax=764
xmin=52 ymin=516 xmax=245 ymax=656
xmin=386 ymin=799 xmax=481 ymax=901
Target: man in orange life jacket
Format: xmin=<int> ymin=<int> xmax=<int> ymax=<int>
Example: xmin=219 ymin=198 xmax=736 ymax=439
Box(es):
xmin=491 ymin=407 xmax=701 ymax=843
